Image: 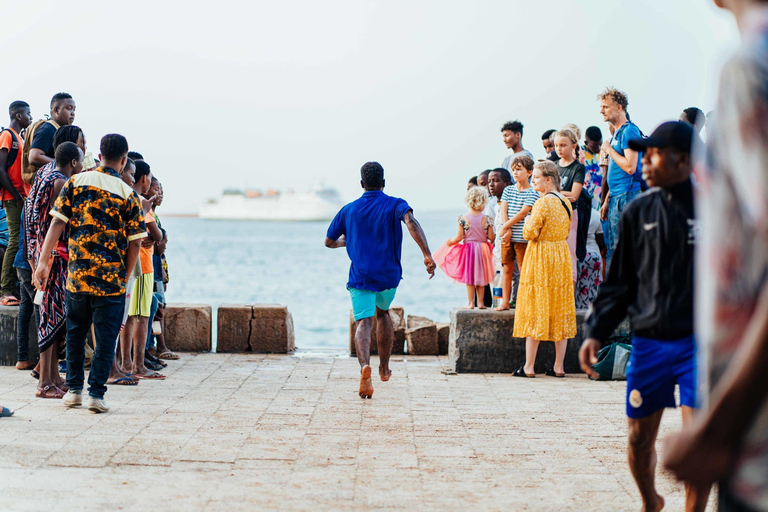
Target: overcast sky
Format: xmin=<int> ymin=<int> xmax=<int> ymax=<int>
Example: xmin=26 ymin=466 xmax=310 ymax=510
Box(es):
xmin=0 ymin=0 xmax=738 ymax=213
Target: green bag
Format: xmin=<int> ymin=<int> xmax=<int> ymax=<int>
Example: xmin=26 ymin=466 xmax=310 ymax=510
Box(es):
xmin=591 ymin=341 xmax=632 ymax=381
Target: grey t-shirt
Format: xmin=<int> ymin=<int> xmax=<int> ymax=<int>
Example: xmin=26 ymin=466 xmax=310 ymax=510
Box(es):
xmin=556 ymin=160 xmax=586 ymax=202
xmin=501 ymin=149 xmax=536 ymax=172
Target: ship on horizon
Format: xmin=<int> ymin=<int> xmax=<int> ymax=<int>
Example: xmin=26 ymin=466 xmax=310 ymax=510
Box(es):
xmin=199 ymin=186 xmax=344 ymax=221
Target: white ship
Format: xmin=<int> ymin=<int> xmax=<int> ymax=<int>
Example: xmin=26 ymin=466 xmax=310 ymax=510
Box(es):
xmin=199 ymin=186 xmax=344 ymax=221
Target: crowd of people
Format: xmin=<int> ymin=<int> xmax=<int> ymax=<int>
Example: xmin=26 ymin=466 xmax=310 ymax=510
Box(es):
xmin=0 ymin=93 xmax=178 ymax=415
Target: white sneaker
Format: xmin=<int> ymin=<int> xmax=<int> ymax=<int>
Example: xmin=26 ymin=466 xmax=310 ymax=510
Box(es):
xmin=63 ymin=390 xmax=82 ymax=408
xmin=87 ymin=397 xmax=110 ymax=414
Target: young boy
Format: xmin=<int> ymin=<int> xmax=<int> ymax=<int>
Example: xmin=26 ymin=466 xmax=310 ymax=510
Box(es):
xmin=119 ymin=160 xmax=164 ymax=379
xmin=497 ymin=155 xmax=538 ymax=311
xmin=487 ymin=168 xmax=511 ymax=273
xmin=33 ymin=133 xmax=145 ymax=413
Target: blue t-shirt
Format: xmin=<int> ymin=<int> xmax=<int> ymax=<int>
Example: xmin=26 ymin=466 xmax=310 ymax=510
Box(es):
xmin=607 ymin=122 xmax=643 ymax=195
xmin=326 ymin=190 xmax=412 ymax=292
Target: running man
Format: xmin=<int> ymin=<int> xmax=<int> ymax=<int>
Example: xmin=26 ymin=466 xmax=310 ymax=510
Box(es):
xmin=579 ymin=122 xmax=710 ymax=512
xmin=325 ymin=161 xmax=435 ymax=399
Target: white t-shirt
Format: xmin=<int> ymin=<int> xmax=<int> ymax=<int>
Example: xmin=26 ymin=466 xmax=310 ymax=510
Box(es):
xmin=585 ymin=212 xmax=603 ymax=255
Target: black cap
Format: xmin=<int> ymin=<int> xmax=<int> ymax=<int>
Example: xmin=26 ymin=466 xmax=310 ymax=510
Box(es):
xmin=628 ymin=121 xmax=699 ymax=154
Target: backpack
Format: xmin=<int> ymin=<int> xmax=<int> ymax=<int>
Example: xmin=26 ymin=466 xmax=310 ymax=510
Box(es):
xmin=21 ymin=118 xmax=59 ymax=185
xmin=590 ymin=333 xmax=633 ymax=381
xmin=0 ymin=128 xmax=20 ymax=197
xmin=615 ymin=122 xmax=649 ymax=192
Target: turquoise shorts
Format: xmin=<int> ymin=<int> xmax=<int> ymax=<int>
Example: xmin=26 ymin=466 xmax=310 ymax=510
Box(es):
xmin=348 ymin=287 xmax=397 ymax=321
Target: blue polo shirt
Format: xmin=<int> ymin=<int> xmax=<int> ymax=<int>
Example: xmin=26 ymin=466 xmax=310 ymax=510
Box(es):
xmin=608 ymin=122 xmax=643 ymax=195
xmin=327 ymin=190 xmax=412 ymax=292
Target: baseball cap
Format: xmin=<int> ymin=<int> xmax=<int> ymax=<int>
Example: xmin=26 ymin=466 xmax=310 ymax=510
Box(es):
xmin=628 ymin=121 xmax=700 ymax=154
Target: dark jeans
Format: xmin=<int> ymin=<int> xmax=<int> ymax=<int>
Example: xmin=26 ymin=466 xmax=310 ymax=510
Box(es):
xmin=65 ymin=291 xmax=125 ymax=398
xmin=15 ymin=268 xmax=38 ymax=362
xmin=1 ymin=199 xmax=22 ymax=296
xmin=145 ymin=292 xmax=161 ymax=350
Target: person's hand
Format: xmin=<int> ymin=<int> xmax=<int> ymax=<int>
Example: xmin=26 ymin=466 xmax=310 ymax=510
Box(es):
xmin=424 ymin=255 xmax=436 ymax=279
xmin=141 ymin=236 xmax=154 ymax=249
xmin=601 ymin=140 xmax=612 ymax=155
xmin=578 ymin=338 xmax=601 ymax=379
xmin=446 ymin=239 xmax=455 ymax=246
xmin=663 ymin=425 xmax=733 ymax=486
xmin=33 ymin=262 xmax=50 ymax=291
xmin=600 ymin=199 xmax=610 ymax=222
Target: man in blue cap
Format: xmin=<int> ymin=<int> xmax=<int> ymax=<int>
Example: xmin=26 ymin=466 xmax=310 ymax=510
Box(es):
xmin=580 ymin=121 xmax=710 ymax=512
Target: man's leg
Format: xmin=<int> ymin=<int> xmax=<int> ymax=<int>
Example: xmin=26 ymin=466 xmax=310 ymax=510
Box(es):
xmin=606 ymin=194 xmax=622 ymax=266
xmin=87 ymin=294 xmax=125 ymax=399
xmin=375 ymin=308 xmax=393 ymax=382
xmin=349 ymin=287 xmax=376 ymax=399
xmin=65 ymin=292 xmax=93 ymax=393
xmin=680 ymin=407 xmax=711 ymax=512
xmin=145 ymin=293 xmax=159 ymax=351
xmin=627 ymin=411 xmax=666 ymax=512
xmin=15 ymin=268 xmax=34 ymax=367
xmin=0 ymin=199 xmax=22 ymax=298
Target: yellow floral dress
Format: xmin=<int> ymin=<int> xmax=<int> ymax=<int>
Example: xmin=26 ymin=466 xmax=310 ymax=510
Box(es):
xmin=512 ymin=193 xmax=577 ymax=342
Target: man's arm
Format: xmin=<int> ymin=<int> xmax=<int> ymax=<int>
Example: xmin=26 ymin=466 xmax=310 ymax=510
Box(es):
xmin=32 ymin=218 xmax=66 ymax=290
xmin=403 ymin=210 xmax=435 ymax=278
xmin=324 ymin=235 xmax=345 ymax=248
xmin=29 ymin=148 xmax=53 ymax=168
xmin=602 ymin=142 xmax=639 ymax=175
xmin=0 ymin=149 xmax=22 ymax=201
xmin=664 ymin=283 xmax=768 ymax=485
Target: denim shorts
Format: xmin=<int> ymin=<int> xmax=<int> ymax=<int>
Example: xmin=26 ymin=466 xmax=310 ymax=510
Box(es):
xmin=348 ymin=287 xmax=397 ymax=321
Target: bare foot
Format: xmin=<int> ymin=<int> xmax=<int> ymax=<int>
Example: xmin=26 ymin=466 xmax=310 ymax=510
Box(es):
xmin=642 ymin=494 xmax=665 ymax=512
xmin=359 ymin=365 xmax=373 ymax=399
xmin=462 ymin=304 xmax=475 ymax=310
xmin=477 ymin=305 xmax=487 ymax=310
xmin=495 ymin=304 xmax=510 ymax=311
xmin=379 ymin=364 xmax=391 ymax=382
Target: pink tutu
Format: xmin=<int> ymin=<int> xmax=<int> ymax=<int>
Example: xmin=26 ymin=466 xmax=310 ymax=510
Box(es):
xmin=434 ymin=241 xmax=496 ymax=286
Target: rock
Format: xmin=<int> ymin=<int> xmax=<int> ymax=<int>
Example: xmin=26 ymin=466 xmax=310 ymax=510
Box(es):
xmin=0 ymin=305 xmax=38 ymax=366
xmin=349 ymin=306 xmax=406 ymax=356
xmin=406 ymin=324 xmax=438 ymax=355
xmin=164 ymin=304 xmax=212 ymax=352
xmin=448 ymin=309 xmax=632 ymax=374
xmin=436 ymin=323 xmax=450 ymax=355
xmin=217 ymin=304 xmax=253 ymax=353
xmin=407 ymin=315 xmax=434 ymax=329
xmin=251 ymin=304 xmax=295 ymax=353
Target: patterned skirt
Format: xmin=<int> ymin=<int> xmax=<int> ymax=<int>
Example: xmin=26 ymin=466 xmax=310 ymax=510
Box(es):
xmin=38 ymin=254 xmax=67 ymax=353
xmin=576 ymin=252 xmax=603 ymax=310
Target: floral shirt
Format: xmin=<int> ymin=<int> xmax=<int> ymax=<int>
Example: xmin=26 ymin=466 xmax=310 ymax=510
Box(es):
xmin=697 ymin=9 xmax=768 ymax=508
xmin=583 ymin=146 xmax=602 ymax=210
xmin=50 ymin=166 xmax=146 ymax=296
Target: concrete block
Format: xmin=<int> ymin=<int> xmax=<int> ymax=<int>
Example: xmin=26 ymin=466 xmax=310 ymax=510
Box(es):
xmin=406 ymin=325 xmax=438 ymax=355
xmin=164 ymin=304 xmax=212 ymax=352
xmin=349 ymin=306 xmax=405 ymax=356
xmin=406 ymin=315 xmax=434 ymax=329
xmin=217 ymin=304 xmax=253 ymax=353
xmin=436 ymin=323 xmax=450 ymax=356
xmin=448 ymin=309 xmax=631 ymax=374
xmin=0 ymin=305 xmax=39 ymax=366
xmin=250 ymin=304 xmax=295 ymax=353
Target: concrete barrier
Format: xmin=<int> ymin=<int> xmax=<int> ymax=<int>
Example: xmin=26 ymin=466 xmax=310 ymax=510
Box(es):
xmin=406 ymin=315 xmax=438 ymax=355
xmin=164 ymin=303 xmax=212 ymax=352
xmin=0 ymin=305 xmax=38 ymax=366
xmin=218 ymin=304 xmax=295 ymax=354
xmin=448 ymin=308 xmax=631 ymax=374
xmin=349 ymin=307 xmax=406 ymax=356
xmin=436 ymin=323 xmax=450 ymax=356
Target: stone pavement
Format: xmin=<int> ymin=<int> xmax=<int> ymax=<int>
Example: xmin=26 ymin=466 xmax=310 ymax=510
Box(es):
xmin=0 ymin=353 xmax=712 ymax=511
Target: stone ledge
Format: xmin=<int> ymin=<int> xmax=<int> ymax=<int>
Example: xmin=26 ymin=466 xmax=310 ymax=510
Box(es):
xmin=218 ymin=304 xmax=295 ymax=354
xmin=448 ymin=308 xmax=631 ymax=374
xmin=164 ymin=303 xmax=212 ymax=352
xmin=0 ymin=305 xmax=39 ymax=366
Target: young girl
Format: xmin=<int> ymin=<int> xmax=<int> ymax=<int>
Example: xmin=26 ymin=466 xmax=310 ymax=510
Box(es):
xmin=555 ymin=129 xmax=587 ymax=284
xmin=512 ymin=161 xmax=577 ymax=378
xmin=434 ymin=186 xmax=496 ymax=309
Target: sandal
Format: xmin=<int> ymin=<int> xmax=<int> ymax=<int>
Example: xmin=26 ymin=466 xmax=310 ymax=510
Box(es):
xmin=135 ymin=371 xmax=166 ymax=380
xmin=0 ymin=295 xmax=20 ymax=306
xmin=546 ymin=368 xmax=565 ymax=378
xmin=30 ymin=370 xmax=40 ymax=380
xmin=108 ymin=377 xmax=138 ymax=386
xmin=156 ymin=351 xmax=180 ymax=360
xmin=513 ymin=366 xmax=535 ymax=378
xmin=0 ymin=406 xmax=13 ymax=417
xmin=36 ymin=385 xmax=66 ymax=399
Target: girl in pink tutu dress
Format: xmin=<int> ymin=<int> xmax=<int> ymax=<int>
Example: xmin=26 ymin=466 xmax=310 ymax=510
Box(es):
xmin=434 ymin=186 xmax=496 ymax=309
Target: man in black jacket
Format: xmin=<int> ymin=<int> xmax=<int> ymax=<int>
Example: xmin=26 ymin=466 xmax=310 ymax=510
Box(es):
xmin=579 ymin=121 xmax=710 ymax=512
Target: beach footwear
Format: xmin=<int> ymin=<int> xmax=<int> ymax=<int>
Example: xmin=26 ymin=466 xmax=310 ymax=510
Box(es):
xmin=135 ymin=371 xmax=166 ymax=380
xmin=0 ymin=407 xmax=13 ymax=417
xmin=62 ymin=390 xmax=83 ymax=408
xmin=144 ymin=360 xmax=164 ymax=371
xmin=0 ymin=295 xmax=20 ymax=306
xmin=15 ymin=360 xmax=35 ymax=370
xmin=513 ymin=366 xmax=535 ymax=378
xmin=546 ymin=368 xmax=565 ymax=378
xmin=36 ymin=385 xmax=65 ymax=399
xmin=156 ymin=351 xmax=179 ymax=360
xmin=30 ymin=370 xmax=40 ymax=379
xmin=108 ymin=377 xmax=138 ymax=386
xmin=87 ymin=397 xmax=110 ymax=414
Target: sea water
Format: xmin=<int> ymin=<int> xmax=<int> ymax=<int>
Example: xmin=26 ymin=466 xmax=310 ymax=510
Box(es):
xmin=161 ymin=212 xmax=468 ymax=349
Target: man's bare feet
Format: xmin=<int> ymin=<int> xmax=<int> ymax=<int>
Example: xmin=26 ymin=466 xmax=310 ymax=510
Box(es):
xmin=642 ymin=494 xmax=665 ymax=512
xmin=462 ymin=303 xmax=474 ymax=310
xmin=359 ymin=365 xmax=373 ymax=399
xmin=495 ymin=304 xmax=510 ymax=311
xmin=379 ymin=364 xmax=391 ymax=382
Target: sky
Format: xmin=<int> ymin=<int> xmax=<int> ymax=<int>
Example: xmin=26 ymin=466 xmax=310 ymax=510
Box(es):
xmin=0 ymin=0 xmax=739 ymax=214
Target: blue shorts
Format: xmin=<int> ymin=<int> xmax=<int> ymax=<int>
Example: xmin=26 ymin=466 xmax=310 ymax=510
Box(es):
xmin=625 ymin=335 xmax=697 ymax=419
xmin=348 ymin=287 xmax=397 ymax=321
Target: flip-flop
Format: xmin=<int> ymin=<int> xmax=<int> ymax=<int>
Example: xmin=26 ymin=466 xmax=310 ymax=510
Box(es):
xmin=545 ymin=368 xmax=565 ymax=378
xmin=513 ymin=366 xmax=535 ymax=378
xmin=0 ymin=295 xmax=20 ymax=306
xmin=156 ymin=351 xmax=180 ymax=360
xmin=0 ymin=407 xmax=13 ymax=417
xmin=30 ymin=370 xmax=40 ymax=380
xmin=108 ymin=377 xmax=138 ymax=386
xmin=135 ymin=372 xmax=166 ymax=380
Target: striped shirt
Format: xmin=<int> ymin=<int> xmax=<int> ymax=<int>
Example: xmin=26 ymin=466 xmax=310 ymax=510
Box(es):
xmin=501 ymin=184 xmax=538 ymax=242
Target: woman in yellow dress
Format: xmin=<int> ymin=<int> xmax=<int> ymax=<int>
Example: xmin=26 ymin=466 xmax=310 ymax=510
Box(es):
xmin=512 ymin=160 xmax=577 ymax=378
